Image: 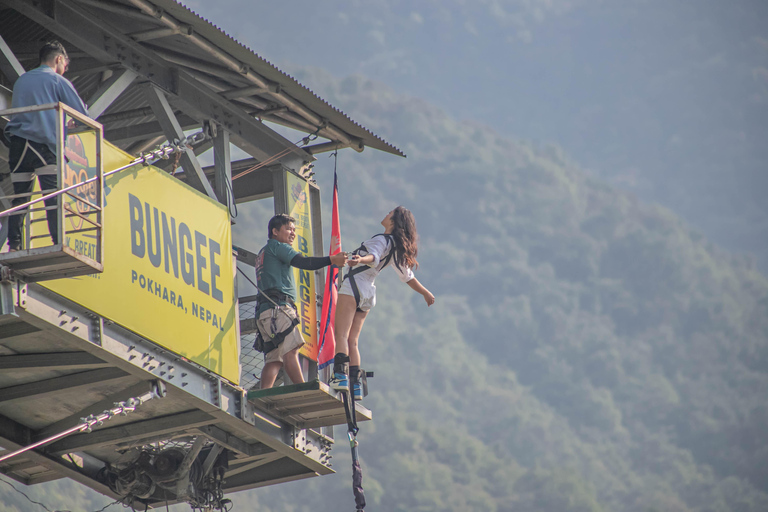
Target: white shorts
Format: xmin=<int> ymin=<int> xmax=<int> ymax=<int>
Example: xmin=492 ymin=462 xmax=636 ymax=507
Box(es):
xmin=339 ymin=276 xmax=376 ymax=312
xmin=256 ymin=305 xmax=305 ymax=364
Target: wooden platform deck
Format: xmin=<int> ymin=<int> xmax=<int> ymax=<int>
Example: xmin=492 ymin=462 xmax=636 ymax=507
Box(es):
xmin=247 ymin=381 xmax=372 ymax=429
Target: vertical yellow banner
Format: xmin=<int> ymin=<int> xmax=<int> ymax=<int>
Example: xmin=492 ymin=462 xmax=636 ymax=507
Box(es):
xmin=286 ymin=173 xmax=318 ymax=361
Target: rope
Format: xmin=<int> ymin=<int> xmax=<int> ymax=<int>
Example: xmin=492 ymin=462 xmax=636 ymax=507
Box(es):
xmin=231 ymin=129 xmax=320 ymax=182
xmin=0 ymin=476 xmax=54 ymax=512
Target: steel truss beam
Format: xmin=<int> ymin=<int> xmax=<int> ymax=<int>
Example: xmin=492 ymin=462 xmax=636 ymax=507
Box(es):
xmin=193 ymin=424 xmax=274 ymax=459
xmin=103 ymin=113 xmax=198 ymax=144
xmin=1 ymin=0 xmax=312 ymax=171
xmin=145 ymin=84 xmax=217 ymax=199
xmin=0 ymin=368 xmax=130 ymax=403
xmin=46 ymin=409 xmax=218 ymax=455
xmin=71 ymin=0 xmax=157 ymax=21
xmin=224 ymin=452 xmax=282 ymax=478
xmin=213 ymin=126 xmax=231 ymax=211
xmin=124 ymin=0 xmax=363 ymax=152
xmin=0 ymin=35 xmax=25 ymax=85
xmin=0 ymin=351 xmax=109 ymax=371
xmin=34 ymin=381 xmax=156 ymax=439
xmin=0 ymin=413 xmax=115 ymax=493
xmin=222 ymin=456 xmax=317 ymax=493
xmin=85 ymin=67 xmax=138 ymax=119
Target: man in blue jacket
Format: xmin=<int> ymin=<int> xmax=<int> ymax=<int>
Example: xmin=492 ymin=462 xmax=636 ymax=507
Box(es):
xmin=4 ymin=41 xmax=88 ymax=251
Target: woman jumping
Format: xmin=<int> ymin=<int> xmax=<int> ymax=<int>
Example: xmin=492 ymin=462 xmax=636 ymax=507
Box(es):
xmin=330 ymin=206 xmax=435 ymax=400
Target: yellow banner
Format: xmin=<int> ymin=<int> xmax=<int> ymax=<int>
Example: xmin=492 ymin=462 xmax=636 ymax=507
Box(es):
xmin=39 ymin=138 xmax=240 ymax=383
xmin=286 ymin=173 xmax=318 ymax=361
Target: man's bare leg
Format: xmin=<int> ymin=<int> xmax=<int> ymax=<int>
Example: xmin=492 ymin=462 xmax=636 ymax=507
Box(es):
xmin=282 ymin=347 xmax=305 ymax=385
xmin=260 ymin=361 xmax=282 ymax=389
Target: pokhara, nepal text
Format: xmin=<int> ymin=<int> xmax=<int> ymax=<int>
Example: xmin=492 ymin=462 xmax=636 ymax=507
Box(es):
xmin=128 ymin=193 xmax=227 ymax=331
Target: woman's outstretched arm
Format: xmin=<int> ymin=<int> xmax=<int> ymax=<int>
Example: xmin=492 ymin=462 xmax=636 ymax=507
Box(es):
xmin=407 ymin=278 xmax=435 ymax=306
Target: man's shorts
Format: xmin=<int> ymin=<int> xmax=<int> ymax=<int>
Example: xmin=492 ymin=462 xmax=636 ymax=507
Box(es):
xmin=256 ymin=305 xmax=305 ymax=364
xmin=339 ymin=276 xmax=376 ymax=312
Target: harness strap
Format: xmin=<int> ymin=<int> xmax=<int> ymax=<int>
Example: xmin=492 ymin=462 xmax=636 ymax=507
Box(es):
xmin=347 ymin=273 xmax=363 ymax=310
xmin=343 ymin=234 xmax=397 ymax=310
xmin=340 ymin=387 xmax=358 ymax=436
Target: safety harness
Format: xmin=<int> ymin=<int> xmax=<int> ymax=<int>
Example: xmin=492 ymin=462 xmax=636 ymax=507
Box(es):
xmin=235 ymin=261 xmax=300 ymax=355
xmin=343 ymin=233 xmax=397 ymax=310
xmin=252 ymin=290 xmax=299 ymax=354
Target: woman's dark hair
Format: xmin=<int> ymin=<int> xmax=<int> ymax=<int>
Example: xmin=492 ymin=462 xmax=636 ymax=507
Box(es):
xmin=267 ymin=214 xmax=295 ymax=239
xmin=39 ymin=41 xmax=68 ymax=65
xmin=390 ymin=206 xmax=419 ymax=270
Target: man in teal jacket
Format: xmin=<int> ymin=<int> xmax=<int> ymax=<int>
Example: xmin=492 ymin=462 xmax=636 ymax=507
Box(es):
xmin=255 ymin=214 xmax=348 ymax=388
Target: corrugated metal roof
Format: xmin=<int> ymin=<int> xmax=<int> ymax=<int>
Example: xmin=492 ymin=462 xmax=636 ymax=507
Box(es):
xmin=150 ymin=0 xmax=405 ymax=157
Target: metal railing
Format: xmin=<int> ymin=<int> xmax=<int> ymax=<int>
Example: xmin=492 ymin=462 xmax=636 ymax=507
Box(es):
xmin=0 ymin=102 xmax=104 ymax=264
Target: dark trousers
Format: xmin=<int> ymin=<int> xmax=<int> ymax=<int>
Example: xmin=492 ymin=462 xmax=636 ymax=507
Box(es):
xmin=7 ymin=136 xmax=59 ymax=249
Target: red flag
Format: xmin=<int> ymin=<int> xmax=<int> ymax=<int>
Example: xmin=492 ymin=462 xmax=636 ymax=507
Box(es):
xmin=318 ymin=172 xmax=341 ymax=369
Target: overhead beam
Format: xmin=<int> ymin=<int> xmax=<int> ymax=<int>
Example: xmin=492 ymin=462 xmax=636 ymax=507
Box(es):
xmin=0 ymin=351 xmax=109 ymax=370
xmin=25 ymin=469 xmax=64 ymax=485
xmin=128 ymin=26 xmax=187 ymax=42
xmin=125 ymin=0 xmax=362 ymax=151
xmin=305 ymin=141 xmax=353 ymax=155
xmin=0 ymin=35 xmax=25 ymax=85
xmin=145 ymin=84 xmax=217 ymax=200
xmin=46 ymin=410 xmax=218 ymax=455
xmin=98 ymin=106 xmax=153 ymax=124
xmin=224 ymin=452 xmax=282 ymax=478
xmin=193 ymin=424 xmax=274 ymax=458
xmin=85 ymin=67 xmax=139 ymax=119
xmin=221 ymin=456 xmax=316 ymax=493
xmin=70 ymin=0 xmax=158 ymax=21
xmin=213 ymin=125 xmax=231 ymax=211
xmin=1 ymin=458 xmax=43 ymax=472
xmin=103 ymin=114 xmax=198 ymax=144
xmin=0 ymin=368 xmax=129 ymax=403
xmin=3 ymin=0 xmax=312 ymax=170
xmin=67 ymin=61 xmax=121 ymax=79
xmin=220 ymin=84 xmax=277 ymax=100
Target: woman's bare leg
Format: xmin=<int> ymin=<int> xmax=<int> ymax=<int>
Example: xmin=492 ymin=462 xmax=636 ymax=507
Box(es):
xmin=334 ymin=294 xmax=358 ymax=358
xmin=347 ymin=310 xmax=369 ymax=367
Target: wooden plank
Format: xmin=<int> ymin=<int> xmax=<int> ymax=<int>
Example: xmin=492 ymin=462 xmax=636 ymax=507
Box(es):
xmin=247 ymin=381 xmax=371 ymax=428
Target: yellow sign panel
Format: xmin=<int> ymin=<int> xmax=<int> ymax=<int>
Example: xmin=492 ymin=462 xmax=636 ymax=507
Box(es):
xmin=286 ymin=173 xmax=319 ymax=361
xmin=41 ymin=140 xmax=240 ymax=383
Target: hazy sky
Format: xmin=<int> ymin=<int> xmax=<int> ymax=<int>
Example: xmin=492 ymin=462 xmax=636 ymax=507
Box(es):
xmin=186 ymin=0 xmax=768 ymax=266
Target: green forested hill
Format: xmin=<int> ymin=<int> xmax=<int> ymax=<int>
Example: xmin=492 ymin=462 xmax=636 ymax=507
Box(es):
xmin=242 ymin=70 xmax=768 ymax=512
xmin=2 ymin=71 xmax=767 ymax=512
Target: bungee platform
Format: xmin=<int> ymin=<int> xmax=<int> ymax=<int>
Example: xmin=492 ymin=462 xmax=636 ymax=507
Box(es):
xmin=0 ymin=282 xmax=353 ymax=507
xmin=247 ymin=381 xmax=372 ymax=430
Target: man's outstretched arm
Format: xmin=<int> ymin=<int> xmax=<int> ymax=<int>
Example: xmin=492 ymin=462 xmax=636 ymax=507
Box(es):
xmin=290 ymin=251 xmax=347 ymax=270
